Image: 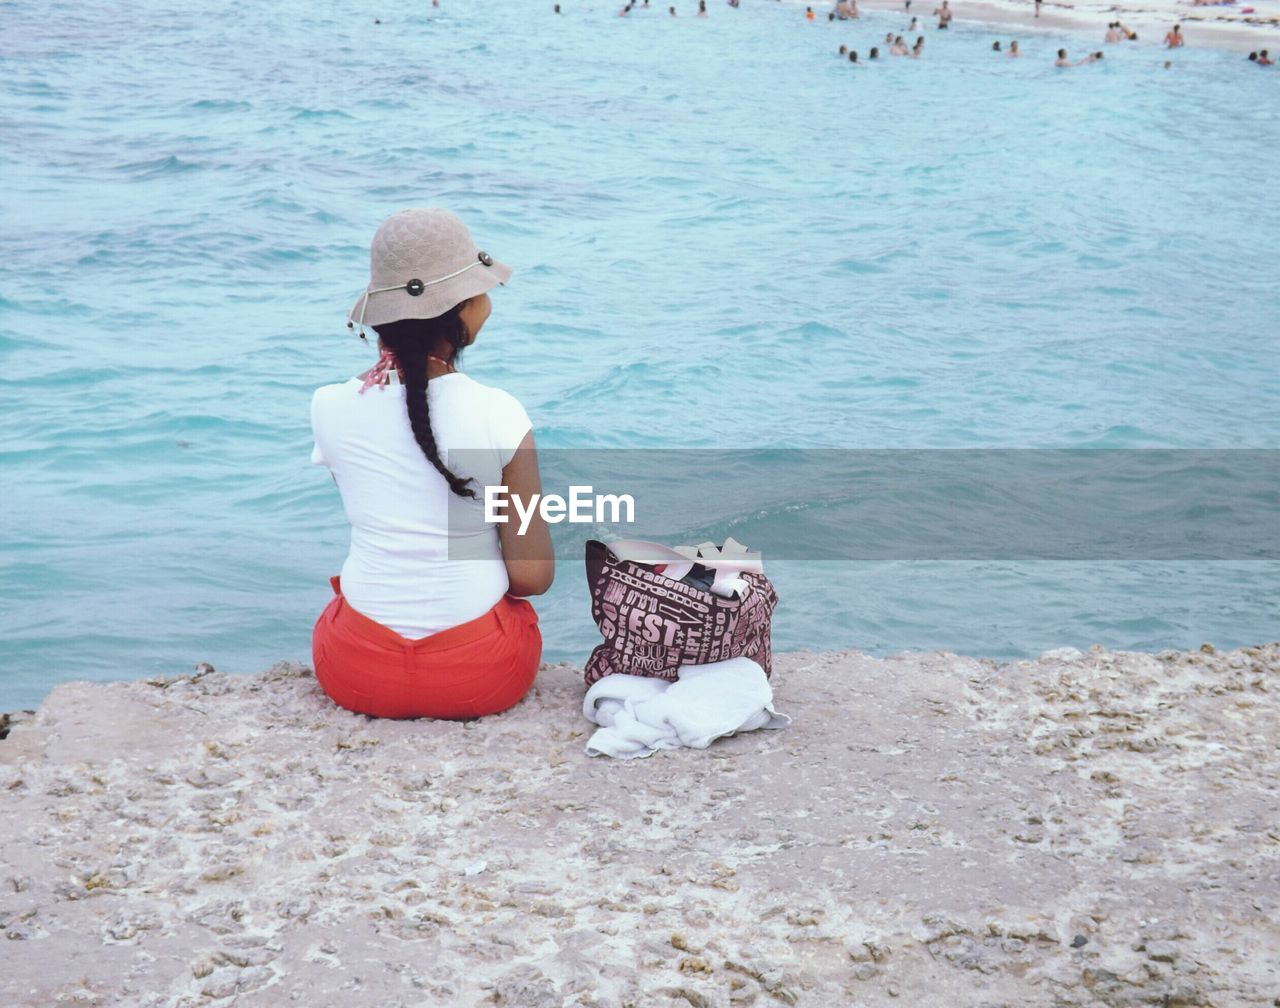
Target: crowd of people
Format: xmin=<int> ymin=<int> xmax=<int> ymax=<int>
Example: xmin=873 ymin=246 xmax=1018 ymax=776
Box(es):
xmin=793 ymin=0 xmax=1276 ymax=67
xmin=581 ymin=0 xmax=1278 ymax=69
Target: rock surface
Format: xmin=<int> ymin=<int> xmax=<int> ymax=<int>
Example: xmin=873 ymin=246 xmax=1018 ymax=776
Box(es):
xmin=2 ymin=644 xmax=1278 ymax=1007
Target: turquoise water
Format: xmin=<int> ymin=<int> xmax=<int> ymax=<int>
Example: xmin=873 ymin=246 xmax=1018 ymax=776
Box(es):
xmin=2 ymin=0 xmax=1278 ymax=709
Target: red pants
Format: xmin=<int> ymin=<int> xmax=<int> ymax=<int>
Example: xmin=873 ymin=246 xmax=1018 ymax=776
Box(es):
xmin=312 ymin=577 xmax=541 ymax=719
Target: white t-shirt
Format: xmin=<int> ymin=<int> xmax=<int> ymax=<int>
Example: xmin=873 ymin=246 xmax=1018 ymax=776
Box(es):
xmin=310 ymin=372 xmax=532 ymax=638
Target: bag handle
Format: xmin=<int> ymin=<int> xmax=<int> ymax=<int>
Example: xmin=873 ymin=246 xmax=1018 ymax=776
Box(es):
xmin=604 ymin=538 xmax=763 ymax=596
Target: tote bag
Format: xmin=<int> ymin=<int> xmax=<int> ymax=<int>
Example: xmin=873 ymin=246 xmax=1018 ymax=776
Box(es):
xmin=583 ymin=538 xmax=778 ymax=686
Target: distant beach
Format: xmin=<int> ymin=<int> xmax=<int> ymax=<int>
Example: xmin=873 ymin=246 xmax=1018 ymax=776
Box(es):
xmin=845 ymin=0 xmax=1280 ymax=52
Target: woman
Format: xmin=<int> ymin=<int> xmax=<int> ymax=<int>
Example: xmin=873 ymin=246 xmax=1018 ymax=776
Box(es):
xmin=310 ymin=208 xmax=553 ymax=720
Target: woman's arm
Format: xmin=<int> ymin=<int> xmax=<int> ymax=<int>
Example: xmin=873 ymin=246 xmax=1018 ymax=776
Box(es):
xmin=496 ymin=430 xmax=555 ymax=597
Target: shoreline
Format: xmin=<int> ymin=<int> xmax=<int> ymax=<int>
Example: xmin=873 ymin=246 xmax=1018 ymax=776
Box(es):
xmin=3 ymin=642 xmax=1277 ymax=1005
xmin=850 ymin=0 xmax=1280 ymax=53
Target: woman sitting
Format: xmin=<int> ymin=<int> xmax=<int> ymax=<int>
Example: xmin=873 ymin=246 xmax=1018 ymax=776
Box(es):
xmin=310 ymin=208 xmax=553 ymax=720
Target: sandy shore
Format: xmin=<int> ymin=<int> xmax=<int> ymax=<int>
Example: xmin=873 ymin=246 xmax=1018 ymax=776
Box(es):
xmin=855 ymin=0 xmax=1280 ymax=53
xmin=2 ymin=643 xmax=1278 ymax=1006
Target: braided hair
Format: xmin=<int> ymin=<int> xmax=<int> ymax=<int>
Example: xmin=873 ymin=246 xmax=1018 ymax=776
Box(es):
xmin=372 ymin=309 xmax=476 ymax=499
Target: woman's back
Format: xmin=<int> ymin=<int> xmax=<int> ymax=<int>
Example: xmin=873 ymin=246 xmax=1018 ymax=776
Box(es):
xmin=311 ymin=370 xmax=531 ymax=637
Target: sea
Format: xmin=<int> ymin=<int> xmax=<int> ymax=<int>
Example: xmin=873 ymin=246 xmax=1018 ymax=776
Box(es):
xmin=2 ymin=0 xmax=1277 ymax=709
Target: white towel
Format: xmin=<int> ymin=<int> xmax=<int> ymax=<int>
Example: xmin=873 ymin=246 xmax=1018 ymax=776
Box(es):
xmin=581 ymin=657 xmax=790 ymax=759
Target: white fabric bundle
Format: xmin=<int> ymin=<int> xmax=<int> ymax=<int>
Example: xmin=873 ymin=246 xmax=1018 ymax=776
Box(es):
xmin=581 ymin=656 xmax=790 ymax=760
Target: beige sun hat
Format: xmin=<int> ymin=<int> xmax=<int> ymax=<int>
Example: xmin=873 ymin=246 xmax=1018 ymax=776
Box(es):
xmin=347 ymin=208 xmax=512 ymax=333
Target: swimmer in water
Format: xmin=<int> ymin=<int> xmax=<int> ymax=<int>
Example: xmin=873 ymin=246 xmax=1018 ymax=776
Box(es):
xmin=912 ymin=35 xmax=925 ymax=57
xmin=869 ymin=46 xmax=880 ymax=58
xmin=890 ymin=35 xmax=909 ymax=55
xmin=839 ymin=44 xmax=848 ymax=55
xmin=1165 ymin=24 xmax=1184 ymax=48
xmin=992 ymin=40 xmax=1002 ymax=51
xmin=1058 ymin=49 xmax=1101 ymax=66
xmin=849 ymin=50 xmax=860 ymax=63
xmin=1257 ymin=49 xmax=1273 ymax=65
xmin=907 ymin=16 xmax=918 ymax=31
xmin=1009 ymin=39 xmax=1020 ymax=56
xmin=885 ymin=31 xmax=895 ymax=43
xmin=934 ymin=1 xmax=952 ymax=29
xmin=806 ymin=6 xmax=816 ymax=20
xmin=698 ymin=0 xmax=707 ymax=13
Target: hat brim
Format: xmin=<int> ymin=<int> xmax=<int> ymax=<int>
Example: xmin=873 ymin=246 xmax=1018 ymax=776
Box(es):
xmin=348 ymin=257 xmax=513 ymax=330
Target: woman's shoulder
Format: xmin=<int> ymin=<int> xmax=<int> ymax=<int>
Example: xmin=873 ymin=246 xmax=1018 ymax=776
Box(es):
xmin=311 ymin=377 xmax=362 ymax=409
xmin=443 ymin=373 xmax=528 ymax=411
xmin=313 ymin=376 xmax=361 ymax=396
xmin=443 ymin=374 xmax=532 ymax=449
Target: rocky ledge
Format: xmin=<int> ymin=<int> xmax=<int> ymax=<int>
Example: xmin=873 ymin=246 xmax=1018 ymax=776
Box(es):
xmin=2 ymin=643 xmax=1278 ymax=1007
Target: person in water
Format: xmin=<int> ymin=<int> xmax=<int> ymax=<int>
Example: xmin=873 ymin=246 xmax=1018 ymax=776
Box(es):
xmin=698 ymin=0 xmax=707 ymax=14
xmin=934 ymin=0 xmax=952 ymax=29
xmin=890 ymin=35 xmax=909 ymax=55
xmin=912 ymin=35 xmax=925 ymax=57
xmin=992 ymin=40 xmax=1002 ymax=51
xmin=849 ymin=50 xmax=860 ymax=63
xmin=1165 ymin=24 xmax=1184 ymax=48
xmin=1009 ymin=39 xmax=1020 ymax=56
xmin=1256 ymin=49 xmax=1272 ymax=65
xmin=1057 ymin=48 xmax=1101 ymax=66
xmin=869 ymin=46 xmax=880 ymax=58
xmin=311 ymin=209 xmax=553 ymax=720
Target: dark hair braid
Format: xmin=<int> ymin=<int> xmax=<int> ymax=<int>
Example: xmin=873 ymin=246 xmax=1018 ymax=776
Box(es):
xmin=372 ymin=310 xmax=476 ymax=499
